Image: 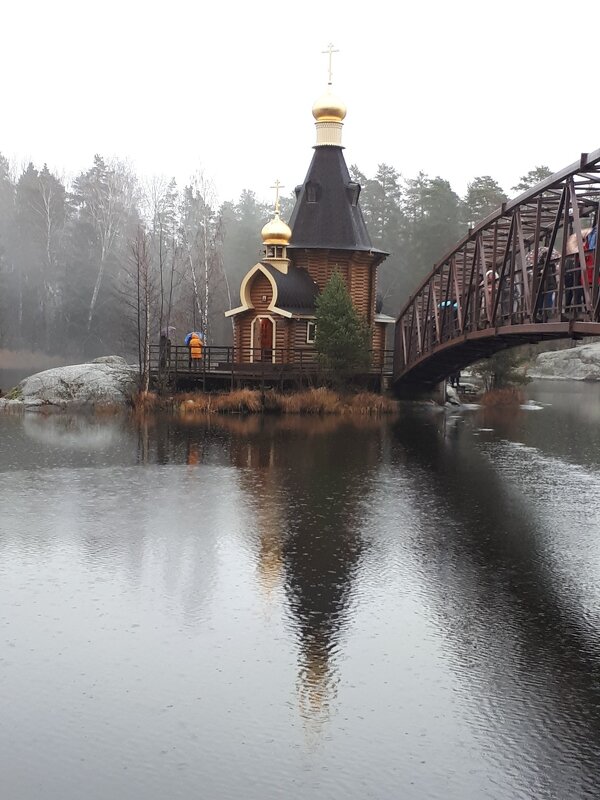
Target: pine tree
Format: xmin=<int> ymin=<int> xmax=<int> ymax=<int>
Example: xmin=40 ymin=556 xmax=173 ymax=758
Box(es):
xmin=464 ymin=176 xmax=507 ymax=226
xmin=314 ymin=272 xmax=370 ymax=376
xmin=511 ymin=166 xmax=552 ymax=193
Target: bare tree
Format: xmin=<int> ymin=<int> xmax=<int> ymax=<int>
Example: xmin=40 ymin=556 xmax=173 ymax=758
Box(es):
xmin=180 ymin=172 xmax=222 ymax=342
xmin=130 ymin=226 xmax=152 ymax=392
xmin=144 ymin=175 xmax=181 ymax=339
xmin=72 ymin=156 xmax=140 ymax=332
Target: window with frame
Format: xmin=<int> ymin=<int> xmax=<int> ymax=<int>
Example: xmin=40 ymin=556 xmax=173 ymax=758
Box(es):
xmin=306 ymin=321 xmax=317 ymax=344
xmin=306 ymin=181 xmax=319 ymax=203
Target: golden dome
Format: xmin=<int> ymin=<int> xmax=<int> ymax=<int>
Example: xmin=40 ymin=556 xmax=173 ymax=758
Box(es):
xmin=312 ymin=88 xmax=347 ymax=123
xmin=261 ymin=212 xmax=292 ymax=246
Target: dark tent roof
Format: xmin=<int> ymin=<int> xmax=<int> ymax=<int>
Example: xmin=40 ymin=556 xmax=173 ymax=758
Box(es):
xmin=287 ymin=146 xmax=387 ymax=255
xmin=262 ymin=263 xmax=319 ymax=312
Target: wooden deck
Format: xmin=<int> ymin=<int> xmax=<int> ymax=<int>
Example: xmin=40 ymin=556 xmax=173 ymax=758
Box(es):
xmin=150 ymin=345 xmax=394 ymax=392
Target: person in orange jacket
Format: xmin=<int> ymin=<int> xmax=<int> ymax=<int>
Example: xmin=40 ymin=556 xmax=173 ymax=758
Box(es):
xmin=188 ymin=332 xmax=202 ymax=369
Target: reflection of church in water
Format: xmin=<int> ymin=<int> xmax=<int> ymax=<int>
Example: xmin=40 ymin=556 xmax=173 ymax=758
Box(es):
xmin=228 ymin=416 xmax=384 ymax=724
xmin=225 ymin=47 xmax=394 ymax=364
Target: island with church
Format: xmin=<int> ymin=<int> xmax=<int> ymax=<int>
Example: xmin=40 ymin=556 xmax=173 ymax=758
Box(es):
xmin=146 ymin=48 xmax=396 ymax=398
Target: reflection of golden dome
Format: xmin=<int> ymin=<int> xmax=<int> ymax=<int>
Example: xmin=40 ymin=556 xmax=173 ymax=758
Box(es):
xmin=312 ymin=89 xmax=347 ymax=122
xmin=261 ymin=212 xmax=291 ymax=245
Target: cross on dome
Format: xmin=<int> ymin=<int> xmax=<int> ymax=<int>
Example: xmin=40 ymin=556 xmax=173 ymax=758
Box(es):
xmin=312 ymin=44 xmax=346 ymax=134
xmin=322 ymin=43 xmax=339 ymax=86
xmin=270 ymin=179 xmax=284 ymax=215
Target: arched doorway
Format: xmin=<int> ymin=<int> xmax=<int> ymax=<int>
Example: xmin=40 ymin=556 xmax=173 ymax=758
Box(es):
xmin=253 ymin=316 xmax=274 ymax=362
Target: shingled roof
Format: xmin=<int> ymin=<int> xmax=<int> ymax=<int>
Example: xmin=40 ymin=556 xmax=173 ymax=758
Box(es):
xmin=287 ymin=146 xmax=387 ymax=255
xmin=261 ymin=263 xmax=319 ymax=313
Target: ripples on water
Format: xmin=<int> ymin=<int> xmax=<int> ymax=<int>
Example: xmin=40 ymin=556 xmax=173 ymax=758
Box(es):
xmin=2 ymin=386 xmax=600 ymax=799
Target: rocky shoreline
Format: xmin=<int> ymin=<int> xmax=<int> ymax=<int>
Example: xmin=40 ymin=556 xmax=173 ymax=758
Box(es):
xmin=0 ymin=356 xmax=139 ymax=411
xmin=528 ymin=341 xmax=600 ymax=381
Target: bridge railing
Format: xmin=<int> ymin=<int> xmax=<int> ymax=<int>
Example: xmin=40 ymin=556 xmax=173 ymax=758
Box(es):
xmin=395 ymin=149 xmax=600 ymax=382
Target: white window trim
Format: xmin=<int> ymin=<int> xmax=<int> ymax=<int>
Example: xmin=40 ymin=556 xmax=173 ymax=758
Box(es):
xmin=306 ymin=320 xmax=317 ymax=344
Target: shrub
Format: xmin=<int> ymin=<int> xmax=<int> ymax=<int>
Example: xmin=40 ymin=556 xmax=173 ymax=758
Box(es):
xmin=5 ymin=385 xmax=23 ymax=400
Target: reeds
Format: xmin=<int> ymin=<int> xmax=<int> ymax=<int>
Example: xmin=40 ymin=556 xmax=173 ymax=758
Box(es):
xmin=347 ymin=391 xmax=398 ymax=415
xmin=481 ymin=387 xmax=525 ymax=407
xmin=180 ymin=389 xmax=263 ymax=414
xmin=176 ymin=387 xmax=397 ymax=416
xmin=276 ymin=387 xmax=340 ymax=414
xmin=131 ymin=390 xmax=160 ymax=413
xmin=213 ymin=389 xmax=263 ymax=413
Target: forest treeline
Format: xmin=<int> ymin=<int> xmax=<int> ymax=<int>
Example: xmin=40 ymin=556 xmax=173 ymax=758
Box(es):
xmin=0 ymin=153 xmax=551 ymax=361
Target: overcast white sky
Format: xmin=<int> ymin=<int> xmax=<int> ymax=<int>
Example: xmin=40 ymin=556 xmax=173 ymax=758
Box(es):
xmin=2 ymin=0 xmax=598 ymax=206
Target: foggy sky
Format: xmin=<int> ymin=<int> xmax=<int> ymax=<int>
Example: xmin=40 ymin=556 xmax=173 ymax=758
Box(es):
xmin=3 ymin=0 xmax=597 ymax=205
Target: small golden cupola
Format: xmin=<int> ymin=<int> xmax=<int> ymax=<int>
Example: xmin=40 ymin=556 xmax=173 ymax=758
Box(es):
xmin=312 ymin=43 xmax=346 ymax=147
xmin=261 ymin=179 xmax=291 ymax=273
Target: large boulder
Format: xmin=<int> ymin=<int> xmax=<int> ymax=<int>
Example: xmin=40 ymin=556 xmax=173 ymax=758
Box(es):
xmin=529 ymin=342 xmax=600 ymax=381
xmin=0 ymin=356 xmax=139 ymax=410
xmin=445 ymin=384 xmax=461 ymax=405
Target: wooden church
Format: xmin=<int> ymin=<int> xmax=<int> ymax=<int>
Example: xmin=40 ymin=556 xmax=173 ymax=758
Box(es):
xmin=225 ymin=61 xmax=394 ymax=366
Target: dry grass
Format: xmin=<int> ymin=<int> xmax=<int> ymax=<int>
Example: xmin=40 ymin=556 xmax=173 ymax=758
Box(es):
xmin=481 ymin=387 xmax=525 ymax=407
xmin=276 ymin=387 xmax=340 ymax=414
xmin=213 ymin=389 xmax=262 ymax=413
xmin=272 ymin=388 xmax=397 ymax=415
xmin=167 ymin=387 xmax=399 ymax=417
xmin=179 ymin=393 xmax=213 ymax=414
xmin=180 ymin=389 xmax=262 ymax=415
xmin=131 ymin=390 xmax=161 ymax=415
xmin=347 ymin=392 xmax=398 ymax=415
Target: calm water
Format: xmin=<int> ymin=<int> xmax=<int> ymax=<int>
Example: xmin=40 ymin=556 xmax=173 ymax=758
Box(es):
xmin=2 ymin=383 xmax=600 ymax=799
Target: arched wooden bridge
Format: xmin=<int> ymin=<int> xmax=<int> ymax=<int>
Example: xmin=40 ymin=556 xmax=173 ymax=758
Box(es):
xmin=393 ymin=149 xmax=600 ymax=387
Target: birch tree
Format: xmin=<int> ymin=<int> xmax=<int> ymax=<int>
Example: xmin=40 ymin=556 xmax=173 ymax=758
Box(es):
xmin=130 ymin=226 xmax=152 ymax=392
xmin=180 ymin=173 xmax=224 ymax=342
xmin=71 ymin=155 xmax=139 ymax=332
xmin=144 ymin=176 xmax=180 ymax=339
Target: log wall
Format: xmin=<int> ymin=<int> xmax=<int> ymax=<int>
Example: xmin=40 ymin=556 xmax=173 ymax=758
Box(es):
xmin=291 ymin=249 xmax=378 ymax=323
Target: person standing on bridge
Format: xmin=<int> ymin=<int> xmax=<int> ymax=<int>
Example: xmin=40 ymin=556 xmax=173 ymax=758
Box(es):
xmin=480 ymin=270 xmax=499 ymax=323
xmin=188 ymin=332 xmax=202 ymax=370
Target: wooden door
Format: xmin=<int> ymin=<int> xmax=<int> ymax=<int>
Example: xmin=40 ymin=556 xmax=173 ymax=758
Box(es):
xmin=256 ymin=317 xmax=273 ymax=362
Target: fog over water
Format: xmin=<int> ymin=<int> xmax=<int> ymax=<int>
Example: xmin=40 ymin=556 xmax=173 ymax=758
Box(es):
xmin=2 ymin=382 xmax=600 ymax=799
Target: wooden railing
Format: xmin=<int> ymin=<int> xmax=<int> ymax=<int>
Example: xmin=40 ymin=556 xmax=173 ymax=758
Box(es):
xmin=149 ymin=344 xmax=394 ymax=386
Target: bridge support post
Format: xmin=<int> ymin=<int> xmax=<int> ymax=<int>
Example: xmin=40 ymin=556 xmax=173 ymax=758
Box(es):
xmin=394 ymin=380 xmax=447 ymax=403
xmin=432 ymin=380 xmax=447 ymax=405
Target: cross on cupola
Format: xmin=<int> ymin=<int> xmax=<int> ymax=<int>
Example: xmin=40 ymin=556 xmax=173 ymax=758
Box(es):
xmin=322 ymin=43 xmax=339 ymax=86
xmin=261 ymin=179 xmax=291 ymax=271
xmin=270 ymin=179 xmax=284 ymax=215
xmin=312 ymin=44 xmax=346 ymax=146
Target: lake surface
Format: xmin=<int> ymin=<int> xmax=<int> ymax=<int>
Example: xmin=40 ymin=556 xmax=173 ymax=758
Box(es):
xmin=2 ymin=382 xmax=600 ymax=799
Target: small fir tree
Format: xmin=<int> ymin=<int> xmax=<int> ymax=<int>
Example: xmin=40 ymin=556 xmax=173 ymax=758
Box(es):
xmin=314 ymin=272 xmax=371 ymax=376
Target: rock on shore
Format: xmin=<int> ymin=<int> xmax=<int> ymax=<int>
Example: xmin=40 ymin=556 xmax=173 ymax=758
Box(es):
xmin=529 ymin=341 xmax=600 ymax=381
xmin=0 ymin=356 xmax=139 ymax=410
